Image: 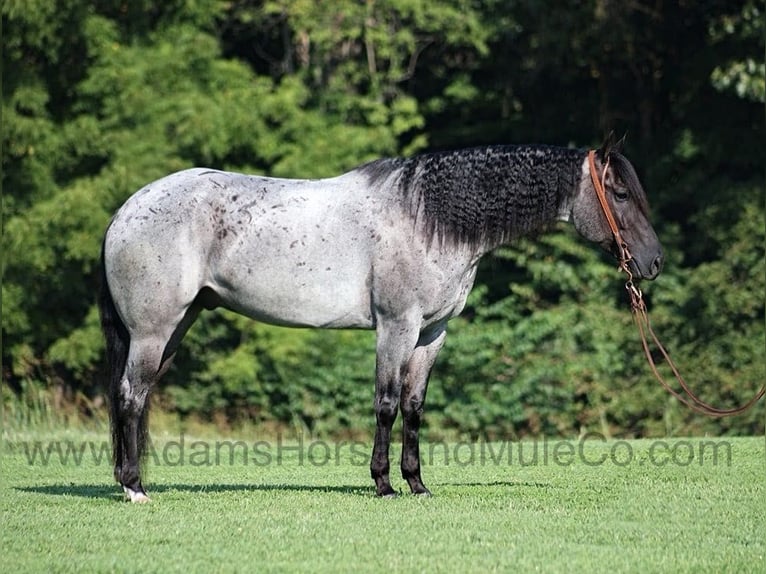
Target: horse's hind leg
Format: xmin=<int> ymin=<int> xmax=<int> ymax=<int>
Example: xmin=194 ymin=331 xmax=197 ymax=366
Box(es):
xmin=400 ymin=324 xmax=447 ymax=496
xmin=113 ymin=336 xmax=169 ymax=503
xmin=113 ymin=302 xmax=202 ymax=502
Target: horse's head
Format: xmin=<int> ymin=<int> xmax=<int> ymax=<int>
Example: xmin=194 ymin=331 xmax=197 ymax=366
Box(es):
xmin=570 ymin=137 xmax=664 ymax=281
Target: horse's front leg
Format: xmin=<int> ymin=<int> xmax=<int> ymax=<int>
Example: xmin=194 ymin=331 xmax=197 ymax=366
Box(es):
xmin=370 ymin=316 xmax=420 ymax=497
xmin=400 ymin=324 xmax=447 ymax=496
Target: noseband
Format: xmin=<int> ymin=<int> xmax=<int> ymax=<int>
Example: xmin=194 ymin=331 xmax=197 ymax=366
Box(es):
xmin=587 ymin=150 xmax=765 ymax=417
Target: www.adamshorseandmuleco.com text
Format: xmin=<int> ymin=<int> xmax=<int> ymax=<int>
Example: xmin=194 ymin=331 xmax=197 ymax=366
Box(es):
xmin=9 ymin=433 xmax=735 ymax=469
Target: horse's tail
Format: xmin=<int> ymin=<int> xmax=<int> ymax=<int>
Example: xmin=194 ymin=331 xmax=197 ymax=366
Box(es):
xmin=98 ymin=234 xmax=130 ymax=472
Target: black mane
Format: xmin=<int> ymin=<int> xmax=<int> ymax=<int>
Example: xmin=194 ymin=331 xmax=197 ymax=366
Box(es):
xmin=362 ymin=145 xmax=585 ymax=249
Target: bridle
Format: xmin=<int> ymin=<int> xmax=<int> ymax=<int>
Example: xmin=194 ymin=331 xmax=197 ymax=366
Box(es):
xmin=587 ymin=150 xmax=765 ymax=417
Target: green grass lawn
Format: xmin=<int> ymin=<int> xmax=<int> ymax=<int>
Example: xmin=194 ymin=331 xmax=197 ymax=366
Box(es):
xmin=2 ymin=430 xmax=764 ymax=573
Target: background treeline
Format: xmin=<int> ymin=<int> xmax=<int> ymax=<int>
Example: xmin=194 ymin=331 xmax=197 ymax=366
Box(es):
xmin=2 ymin=0 xmax=764 ymax=438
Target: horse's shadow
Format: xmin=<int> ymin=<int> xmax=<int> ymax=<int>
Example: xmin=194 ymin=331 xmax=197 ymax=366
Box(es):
xmin=16 ymin=482 xmax=375 ymax=500
xmin=17 ymin=480 xmax=552 ymax=500
xmin=443 ymin=480 xmax=555 ymax=489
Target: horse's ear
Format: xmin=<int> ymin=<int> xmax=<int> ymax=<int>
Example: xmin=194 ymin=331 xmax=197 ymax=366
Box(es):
xmin=614 ymin=132 xmax=627 ymax=153
xmin=598 ymin=131 xmax=617 ymax=158
xmin=598 ymin=131 xmax=626 ymax=157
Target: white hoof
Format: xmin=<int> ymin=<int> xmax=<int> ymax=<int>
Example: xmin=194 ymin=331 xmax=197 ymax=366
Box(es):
xmin=123 ymin=486 xmax=151 ymax=503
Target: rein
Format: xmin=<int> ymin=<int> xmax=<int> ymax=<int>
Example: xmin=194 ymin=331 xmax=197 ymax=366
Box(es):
xmin=587 ymin=150 xmax=765 ymax=417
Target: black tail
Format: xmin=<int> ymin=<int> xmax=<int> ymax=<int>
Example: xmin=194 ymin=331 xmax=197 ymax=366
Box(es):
xmin=98 ymin=236 xmax=131 ymax=473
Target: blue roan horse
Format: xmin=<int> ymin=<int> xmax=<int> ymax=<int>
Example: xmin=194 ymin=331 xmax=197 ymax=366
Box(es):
xmin=100 ymin=137 xmax=663 ymax=502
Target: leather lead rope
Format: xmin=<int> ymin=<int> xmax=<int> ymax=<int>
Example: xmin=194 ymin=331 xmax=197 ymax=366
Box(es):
xmin=587 ymin=150 xmax=765 ymax=417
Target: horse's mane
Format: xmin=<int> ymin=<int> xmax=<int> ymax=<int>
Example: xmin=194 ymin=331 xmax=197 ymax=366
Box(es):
xmin=361 ymin=145 xmax=584 ymax=249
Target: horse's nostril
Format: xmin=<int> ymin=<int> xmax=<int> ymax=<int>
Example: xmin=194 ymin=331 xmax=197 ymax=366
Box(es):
xmin=650 ymin=254 xmax=664 ymax=276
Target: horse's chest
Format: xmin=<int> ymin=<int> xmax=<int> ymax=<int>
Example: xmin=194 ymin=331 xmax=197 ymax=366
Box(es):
xmin=371 ymin=242 xmax=479 ymax=326
xmin=428 ymin=264 xmax=478 ymax=322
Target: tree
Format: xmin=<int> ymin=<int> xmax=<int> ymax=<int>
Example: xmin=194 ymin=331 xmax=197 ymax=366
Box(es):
xmin=2 ymin=1 xmax=763 ymax=436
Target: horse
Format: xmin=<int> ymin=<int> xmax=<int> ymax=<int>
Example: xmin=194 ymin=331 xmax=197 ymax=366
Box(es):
xmin=99 ymin=136 xmax=664 ymax=502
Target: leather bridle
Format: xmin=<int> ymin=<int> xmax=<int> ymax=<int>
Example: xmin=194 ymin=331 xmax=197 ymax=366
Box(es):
xmin=587 ymin=150 xmax=765 ymax=417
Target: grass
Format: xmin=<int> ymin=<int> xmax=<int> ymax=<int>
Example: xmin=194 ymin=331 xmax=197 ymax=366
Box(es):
xmin=1 ymin=429 xmax=765 ymax=573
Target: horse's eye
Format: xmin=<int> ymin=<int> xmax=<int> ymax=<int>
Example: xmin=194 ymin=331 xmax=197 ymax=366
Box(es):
xmin=613 ymin=188 xmax=629 ymax=202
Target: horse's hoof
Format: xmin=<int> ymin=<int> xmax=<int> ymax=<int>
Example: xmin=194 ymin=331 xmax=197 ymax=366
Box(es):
xmin=123 ymin=486 xmax=151 ymax=503
xmin=375 ymin=485 xmax=398 ymax=498
xmin=413 ymin=489 xmax=432 ymax=497
xmin=406 ymin=480 xmax=432 ymax=497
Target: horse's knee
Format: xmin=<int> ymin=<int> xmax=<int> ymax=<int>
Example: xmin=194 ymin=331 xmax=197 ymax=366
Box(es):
xmin=401 ymin=396 xmax=424 ymax=423
xmin=374 ymin=394 xmax=399 ymax=423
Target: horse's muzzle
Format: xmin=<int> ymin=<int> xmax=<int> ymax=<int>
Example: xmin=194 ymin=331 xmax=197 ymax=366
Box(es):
xmin=632 ymin=250 xmax=664 ymax=281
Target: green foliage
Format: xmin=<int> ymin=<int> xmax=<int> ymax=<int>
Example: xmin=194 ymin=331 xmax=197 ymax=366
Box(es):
xmin=2 ymin=1 xmax=763 ymax=438
xmin=709 ymin=1 xmax=765 ymax=103
xmin=431 ymin=232 xmax=662 ymax=439
xmin=165 ymin=311 xmax=377 ymax=436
